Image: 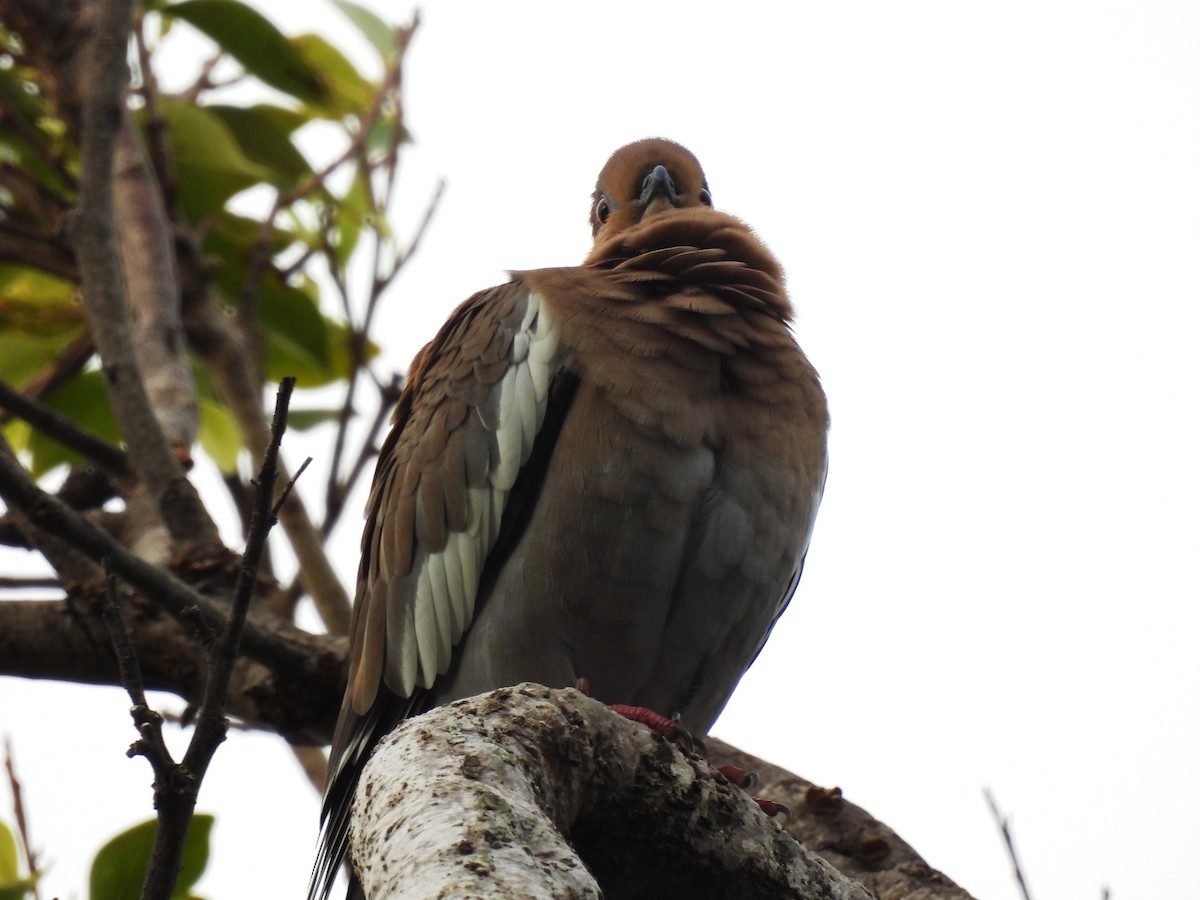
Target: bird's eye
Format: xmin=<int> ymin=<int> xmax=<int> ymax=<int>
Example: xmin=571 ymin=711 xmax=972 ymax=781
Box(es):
xmin=595 ymin=197 xmax=611 ymax=224
xmin=698 ymin=189 xmax=713 ymax=207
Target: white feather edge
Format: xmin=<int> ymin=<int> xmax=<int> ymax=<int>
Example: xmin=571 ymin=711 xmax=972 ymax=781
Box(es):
xmin=386 ymin=291 xmax=561 ymax=697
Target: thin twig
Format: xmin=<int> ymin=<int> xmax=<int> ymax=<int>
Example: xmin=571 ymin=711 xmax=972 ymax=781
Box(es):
xmin=101 ymin=561 xmax=175 ymax=772
xmin=0 ymin=437 xmax=319 ymax=675
xmin=277 ymin=455 xmax=312 ymax=515
xmin=103 ymin=560 xmax=189 ymax=900
xmin=984 ymin=788 xmax=1034 ymax=900
xmin=0 ymin=377 xmax=130 ymax=475
xmin=187 ymin=377 xmax=295 ymax=769
xmin=108 ymin=379 xmax=296 ymax=900
xmin=2 ymin=737 xmax=42 ymax=900
xmin=389 ymin=178 xmax=445 ymax=285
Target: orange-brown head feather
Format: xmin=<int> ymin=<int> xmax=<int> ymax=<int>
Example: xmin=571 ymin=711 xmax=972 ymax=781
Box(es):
xmin=590 ymin=138 xmax=713 ymax=241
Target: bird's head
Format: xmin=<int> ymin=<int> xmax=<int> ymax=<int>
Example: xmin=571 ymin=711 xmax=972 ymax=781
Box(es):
xmin=590 ymin=138 xmax=713 ymax=241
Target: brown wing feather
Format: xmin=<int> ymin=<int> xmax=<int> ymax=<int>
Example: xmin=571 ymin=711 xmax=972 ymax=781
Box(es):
xmin=311 ymin=279 xmax=563 ymax=900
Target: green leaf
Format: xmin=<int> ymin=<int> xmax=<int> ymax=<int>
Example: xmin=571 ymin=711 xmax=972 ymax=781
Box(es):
xmin=0 ymin=267 xmax=83 ymax=386
xmin=259 ymin=280 xmax=332 ymax=387
xmin=151 ymin=100 xmax=273 ymax=219
xmin=291 ymin=34 xmax=374 ymax=116
xmin=0 ymin=265 xmax=78 ymax=307
xmin=332 ymin=0 xmax=398 ymax=62
xmin=198 ymin=398 xmax=242 ymax=474
xmin=204 ymin=211 xmax=300 ymax=277
xmin=287 ymin=407 xmax=344 ymax=431
xmin=88 ymin=815 xmax=213 ymax=900
xmin=0 ymin=822 xmax=34 ymax=900
xmin=2 ymin=418 xmax=31 ymax=456
xmin=206 ymin=104 xmax=313 ymax=187
xmin=329 ymin=172 xmax=370 ymax=267
xmin=28 ymin=371 xmax=120 ymax=477
xmin=0 ymin=65 xmax=47 ymax=136
xmin=0 ymin=332 xmax=80 ymax=387
xmin=160 ymin=0 xmax=329 ymax=106
xmin=365 ymin=110 xmax=409 ymax=156
xmin=0 ymin=822 xmax=18 ymax=881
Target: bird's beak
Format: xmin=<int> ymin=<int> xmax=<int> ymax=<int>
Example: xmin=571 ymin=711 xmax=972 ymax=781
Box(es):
xmin=640 ymin=164 xmax=679 ymax=213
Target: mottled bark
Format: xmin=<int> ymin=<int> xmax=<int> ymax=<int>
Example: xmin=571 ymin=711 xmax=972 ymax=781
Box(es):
xmin=113 ymin=113 xmax=198 ymax=452
xmin=351 ymin=685 xmax=881 ymax=900
xmin=0 ymin=596 xmax=341 ymax=743
xmin=69 ymin=0 xmax=218 ymax=551
xmin=707 ymin=739 xmax=975 ymax=900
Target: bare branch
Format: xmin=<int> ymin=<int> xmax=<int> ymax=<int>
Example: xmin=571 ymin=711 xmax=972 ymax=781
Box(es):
xmin=0 ymin=377 xmax=130 ymax=475
xmin=390 ymin=178 xmax=445 ymax=283
xmin=0 ymin=597 xmax=341 ymax=742
xmin=101 ymin=561 xmax=175 ymax=769
xmin=323 ymin=372 xmax=401 ymax=538
xmin=187 ymin=378 xmax=295 ymax=776
xmin=0 ymin=432 xmax=327 ymax=676
xmin=0 ymin=224 xmax=76 ymax=281
xmin=0 ymin=432 xmax=104 ymax=584
xmin=111 ymin=379 xmax=296 ymax=900
xmin=131 ymin=19 xmax=180 ymax=224
xmin=984 ymin=788 xmax=1034 ymax=900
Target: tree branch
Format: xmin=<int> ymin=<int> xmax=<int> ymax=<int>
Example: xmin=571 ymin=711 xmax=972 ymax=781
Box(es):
xmin=113 ymin=111 xmax=198 ymax=453
xmin=0 ymin=431 xmax=330 ymax=678
xmin=0 ymin=377 xmax=130 ymax=475
xmin=351 ymin=685 xmax=877 ymax=900
xmin=186 ymin=378 xmax=296 ymax=775
xmin=69 ymin=0 xmax=217 ymax=551
xmin=0 ymin=597 xmax=340 ymax=742
xmin=113 ymin=379 xmax=294 ymax=900
xmin=707 ymin=739 xmax=974 ymax=900
xmin=984 ymin=788 xmax=1033 ymax=900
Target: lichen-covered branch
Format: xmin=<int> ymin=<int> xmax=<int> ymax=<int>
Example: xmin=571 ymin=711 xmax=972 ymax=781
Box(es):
xmin=352 ymin=685 xmax=876 ymax=900
xmin=707 ymin=739 xmax=975 ymax=900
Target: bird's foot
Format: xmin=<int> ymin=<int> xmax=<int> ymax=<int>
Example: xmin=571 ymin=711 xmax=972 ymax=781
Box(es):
xmin=607 ymin=704 xmax=698 ymax=749
xmin=716 ymin=763 xmax=789 ymax=818
xmin=574 ymin=679 xmax=698 ymax=750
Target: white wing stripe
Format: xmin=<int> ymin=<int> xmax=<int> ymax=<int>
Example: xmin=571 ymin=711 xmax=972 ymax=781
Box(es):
xmin=397 ymin=290 xmax=561 ymax=699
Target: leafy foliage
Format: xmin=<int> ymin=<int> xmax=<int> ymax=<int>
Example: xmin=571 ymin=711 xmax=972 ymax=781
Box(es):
xmin=88 ymin=815 xmax=213 ymax=900
xmin=0 ymin=820 xmax=36 ymax=900
xmin=0 ymin=0 xmax=403 ymax=477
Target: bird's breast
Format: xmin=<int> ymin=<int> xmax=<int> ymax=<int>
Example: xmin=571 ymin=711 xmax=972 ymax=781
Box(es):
xmin=432 ymin=275 xmax=827 ymax=730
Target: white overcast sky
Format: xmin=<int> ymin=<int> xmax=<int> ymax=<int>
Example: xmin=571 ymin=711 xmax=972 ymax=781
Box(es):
xmin=4 ymin=1 xmax=1199 ymax=898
